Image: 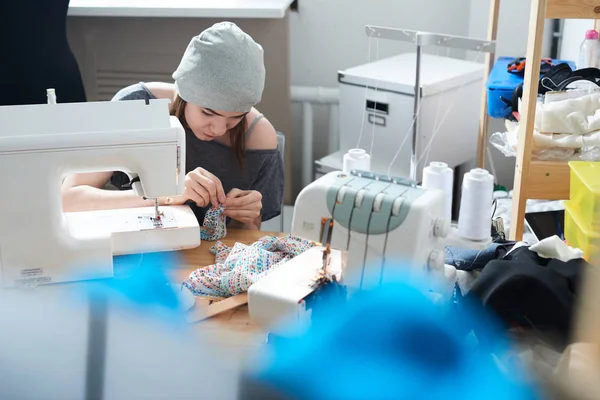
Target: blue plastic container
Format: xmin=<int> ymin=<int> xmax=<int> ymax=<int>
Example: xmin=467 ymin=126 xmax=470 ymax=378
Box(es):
xmin=486 ymin=56 xmax=577 ymax=119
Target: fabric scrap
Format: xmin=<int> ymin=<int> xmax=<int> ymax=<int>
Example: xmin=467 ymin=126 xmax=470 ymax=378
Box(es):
xmin=183 ymin=235 xmax=317 ymax=298
xmin=466 ymin=246 xmax=590 ymax=347
xmin=445 ymin=242 xmax=516 ymax=272
xmin=529 ymin=235 xmax=584 ymax=262
xmin=200 ymin=205 xmax=227 ymax=241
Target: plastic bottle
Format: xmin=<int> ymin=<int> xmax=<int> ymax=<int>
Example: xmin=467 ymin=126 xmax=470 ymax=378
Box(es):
xmin=578 ymin=29 xmax=599 ymax=69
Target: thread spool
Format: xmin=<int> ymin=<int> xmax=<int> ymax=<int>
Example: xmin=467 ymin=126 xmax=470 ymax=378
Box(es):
xmin=343 ymin=148 xmax=371 ymax=173
xmin=422 ymin=161 xmax=454 ymax=223
xmin=457 ymin=168 xmax=494 ymax=241
xmin=493 ymin=190 xmax=508 ymax=199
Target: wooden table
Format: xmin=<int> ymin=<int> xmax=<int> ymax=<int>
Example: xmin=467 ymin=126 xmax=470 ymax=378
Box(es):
xmin=168 ymin=228 xmax=283 ymax=350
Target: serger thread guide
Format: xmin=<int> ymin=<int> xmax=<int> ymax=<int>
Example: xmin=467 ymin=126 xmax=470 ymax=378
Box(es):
xmin=0 ymin=98 xmax=200 ymax=288
xmin=363 ymin=25 xmax=496 ymax=181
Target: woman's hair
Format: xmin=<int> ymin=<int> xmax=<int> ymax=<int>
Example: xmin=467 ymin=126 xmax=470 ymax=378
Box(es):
xmin=170 ymin=95 xmax=246 ymax=167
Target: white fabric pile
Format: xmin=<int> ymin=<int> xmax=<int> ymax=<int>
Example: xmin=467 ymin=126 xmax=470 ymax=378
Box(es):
xmin=490 ymin=87 xmax=600 ymax=161
xmin=534 ymin=91 xmax=600 ymax=149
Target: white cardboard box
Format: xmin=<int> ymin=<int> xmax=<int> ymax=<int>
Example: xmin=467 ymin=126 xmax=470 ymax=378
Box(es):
xmin=337 ymin=52 xmax=484 ymax=181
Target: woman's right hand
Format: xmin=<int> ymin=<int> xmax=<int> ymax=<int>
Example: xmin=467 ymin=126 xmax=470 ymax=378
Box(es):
xmin=166 ymin=167 xmax=226 ymax=208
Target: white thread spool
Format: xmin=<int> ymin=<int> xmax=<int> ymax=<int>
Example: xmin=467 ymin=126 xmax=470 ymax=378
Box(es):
xmin=457 ymin=168 xmax=494 ymax=241
xmin=422 ymin=161 xmax=454 ymax=223
xmin=493 ymin=190 xmax=508 ymax=199
xmin=46 ymin=88 xmax=57 ymax=105
xmin=343 ymin=148 xmax=371 ymax=173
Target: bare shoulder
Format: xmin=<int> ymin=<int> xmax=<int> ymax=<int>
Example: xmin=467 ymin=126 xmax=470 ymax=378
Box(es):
xmin=144 ymin=82 xmax=176 ymax=100
xmin=245 ymin=109 xmax=278 ymax=150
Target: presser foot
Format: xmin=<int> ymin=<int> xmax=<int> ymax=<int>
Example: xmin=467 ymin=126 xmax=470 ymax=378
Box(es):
xmin=137 ymin=212 xmax=177 ymax=230
xmin=150 ymin=213 xmax=164 ymax=228
xmin=143 ymin=197 xmax=165 ymax=227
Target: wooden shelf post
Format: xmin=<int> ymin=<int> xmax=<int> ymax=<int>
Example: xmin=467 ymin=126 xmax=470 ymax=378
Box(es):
xmin=509 ymin=0 xmax=600 ymax=369
xmin=509 ymin=0 xmax=600 ymax=241
xmin=509 ymin=0 xmax=548 ymax=240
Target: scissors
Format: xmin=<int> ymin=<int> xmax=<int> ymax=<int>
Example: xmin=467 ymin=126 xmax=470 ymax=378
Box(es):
xmin=507 ymin=57 xmax=553 ymax=75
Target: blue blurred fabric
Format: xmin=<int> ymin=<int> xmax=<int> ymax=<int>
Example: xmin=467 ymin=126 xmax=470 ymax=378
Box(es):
xmin=74 ymin=252 xmax=184 ymax=316
xmin=247 ymin=275 xmax=540 ymax=400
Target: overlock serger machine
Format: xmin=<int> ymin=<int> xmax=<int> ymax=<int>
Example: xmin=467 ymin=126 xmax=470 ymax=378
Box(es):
xmin=249 ymin=169 xmax=455 ymax=336
xmin=294 ymin=170 xmax=449 ymax=287
xmin=0 ymin=96 xmax=200 ymax=288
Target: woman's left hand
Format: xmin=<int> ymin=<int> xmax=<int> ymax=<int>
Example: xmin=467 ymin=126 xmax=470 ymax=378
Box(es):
xmin=222 ymin=189 xmax=262 ymax=225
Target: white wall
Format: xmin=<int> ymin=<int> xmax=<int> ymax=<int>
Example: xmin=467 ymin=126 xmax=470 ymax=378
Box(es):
xmin=468 ymin=0 xmax=553 ymax=59
xmin=287 ymin=0 xmax=555 ymax=195
xmin=288 ymin=0 xmax=471 ymax=195
xmin=560 ymin=20 xmax=593 ymax=62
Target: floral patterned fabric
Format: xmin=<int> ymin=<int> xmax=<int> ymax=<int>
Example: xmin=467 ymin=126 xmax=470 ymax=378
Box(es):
xmin=200 ymin=205 xmax=227 ymax=241
xmin=182 ymin=235 xmax=317 ymax=298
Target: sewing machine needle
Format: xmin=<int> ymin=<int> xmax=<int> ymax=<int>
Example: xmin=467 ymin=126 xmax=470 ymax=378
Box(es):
xmin=153 ymin=198 xmax=159 ymax=220
xmin=320 ymin=218 xmax=334 ymax=274
xmin=322 ymin=244 xmax=331 ymax=273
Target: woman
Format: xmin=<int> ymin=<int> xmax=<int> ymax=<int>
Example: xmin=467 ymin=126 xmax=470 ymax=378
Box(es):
xmin=61 ymin=22 xmax=284 ymax=230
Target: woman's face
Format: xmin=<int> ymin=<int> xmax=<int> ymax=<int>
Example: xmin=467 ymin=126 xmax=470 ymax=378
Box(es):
xmin=184 ymin=103 xmax=247 ymax=141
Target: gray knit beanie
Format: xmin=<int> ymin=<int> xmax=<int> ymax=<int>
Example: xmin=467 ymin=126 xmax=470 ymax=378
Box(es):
xmin=172 ymin=22 xmax=265 ymax=113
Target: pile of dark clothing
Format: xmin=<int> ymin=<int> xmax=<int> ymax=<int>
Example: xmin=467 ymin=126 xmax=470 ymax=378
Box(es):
xmin=445 ymin=222 xmax=592 ymax=350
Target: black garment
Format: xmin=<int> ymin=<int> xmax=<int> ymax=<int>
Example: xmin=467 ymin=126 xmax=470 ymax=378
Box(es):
xmin=0 ymin=0 xmax=86 ymax=105
xmin=510 ymin=64 xmax=600 ymax=116
xmin=466 ymin=246 xmax=589 ymax=347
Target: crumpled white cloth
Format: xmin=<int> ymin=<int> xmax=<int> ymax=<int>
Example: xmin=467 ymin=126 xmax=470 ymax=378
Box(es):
xmin=534 ymin=130 xmax=600 ymax=149
xmin=535 ymin=92 xmax=600 ymax=135
xmin=529 ymin=235 xmax=584 ymax=262
xmin=489 ymin=120 xmax=581 ymax=157
xmin=504 ymin=117 xmax=600 ymax=151
xmin=492 ymin=93 xmax=600 ymax=154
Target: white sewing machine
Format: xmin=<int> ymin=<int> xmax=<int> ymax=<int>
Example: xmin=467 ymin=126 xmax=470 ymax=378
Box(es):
xmin=249 ymin=169 xmax=457 ymax=336
xmin=0 ymin=97 xmax=200 ymax=288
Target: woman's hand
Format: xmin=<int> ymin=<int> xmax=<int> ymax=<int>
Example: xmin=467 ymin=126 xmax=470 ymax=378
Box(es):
xmin=158 ymin=168 xmax=225 ymax=207
xmin=223 ymin=189 xmax=262 ymax=225
xmin=181 ymin=167 xmax=227 ymax=207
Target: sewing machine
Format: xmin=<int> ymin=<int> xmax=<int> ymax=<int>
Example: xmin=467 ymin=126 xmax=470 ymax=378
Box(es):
xmin=249 ymin=169 xmax=456 ymax=336
xmin=0 ymin=97 xmax=200 ymax=288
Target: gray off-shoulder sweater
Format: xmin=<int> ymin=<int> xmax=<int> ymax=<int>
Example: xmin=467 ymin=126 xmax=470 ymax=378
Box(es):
xmin=109 ymin=82 xmax=284 ymax=224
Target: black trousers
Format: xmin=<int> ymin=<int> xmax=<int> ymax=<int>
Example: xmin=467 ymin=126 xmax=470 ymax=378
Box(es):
xmin=0 ymin=0 xmax=86 ymax=105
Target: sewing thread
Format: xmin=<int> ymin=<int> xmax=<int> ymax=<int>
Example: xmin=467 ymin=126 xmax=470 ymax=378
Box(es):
xmin=422 ymin=161 xmax=454 ymax=223
xmin=457 ymin=168 xmax=494 ymax=241
xmin=369 ymin=36 xmax=380 ymax=158
xmin=356 ymin=29 xmax=375 ymax=150
xmin=417 ymin=49 xmax=485 ymax=169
